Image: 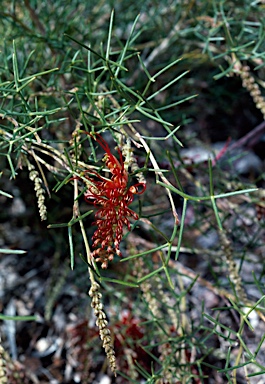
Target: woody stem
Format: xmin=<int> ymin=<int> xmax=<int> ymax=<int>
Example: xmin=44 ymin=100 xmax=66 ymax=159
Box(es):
xmin=135 ymin=132 xmax=179 ymax=225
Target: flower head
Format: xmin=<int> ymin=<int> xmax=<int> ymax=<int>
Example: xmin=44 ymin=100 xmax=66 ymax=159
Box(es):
xmin=84 ymin=133 xmax=145 ymax=268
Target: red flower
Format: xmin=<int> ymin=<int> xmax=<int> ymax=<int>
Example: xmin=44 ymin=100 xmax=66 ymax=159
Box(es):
xmin=84 ymin=133 xmax=145 ymax=268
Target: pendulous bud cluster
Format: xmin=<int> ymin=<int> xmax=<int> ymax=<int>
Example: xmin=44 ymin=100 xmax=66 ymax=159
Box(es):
xmin=89 ymin=281 xmax=117 ymax=376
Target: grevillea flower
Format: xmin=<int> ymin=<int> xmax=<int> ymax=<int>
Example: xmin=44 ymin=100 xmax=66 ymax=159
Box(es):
xmin=84 ymin=133 xmax=145 ymax=268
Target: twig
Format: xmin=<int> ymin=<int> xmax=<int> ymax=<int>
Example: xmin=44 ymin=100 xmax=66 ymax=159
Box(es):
xmin=24 ymin=0 xmax=46 ymax=35
xmin=228 ymin=120 xmax=265 ymax=150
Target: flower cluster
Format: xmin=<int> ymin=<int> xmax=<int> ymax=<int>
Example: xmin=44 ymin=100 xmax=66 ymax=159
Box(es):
xmin=239 ymin=65 xmax=265 ymax=119
xmin=27 ymin=160 xmax=47 ymax=221
xmin=84 ymin=133 xmax=145 ymax=268
xmin=89 ymin=281 xmax=117 ymax=375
